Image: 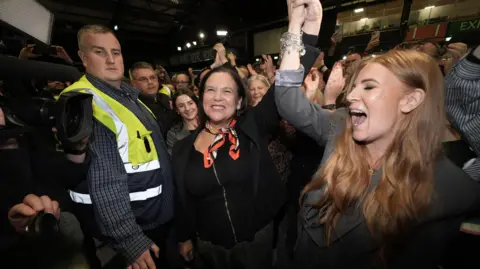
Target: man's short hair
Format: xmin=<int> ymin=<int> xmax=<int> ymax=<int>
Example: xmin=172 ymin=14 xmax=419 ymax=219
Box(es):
xmin=77 ymin=24 xmax=114 ymax=50
xmin=129 ymin=61 xmax=154 ymax=80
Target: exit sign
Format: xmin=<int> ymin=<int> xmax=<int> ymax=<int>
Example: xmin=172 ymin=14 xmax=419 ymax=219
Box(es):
xmin=447 ymin=19 xmax=480 ymax=37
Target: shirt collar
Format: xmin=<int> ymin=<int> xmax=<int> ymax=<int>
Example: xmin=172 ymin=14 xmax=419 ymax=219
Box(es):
xmin=85 ymin=73 xmax=140 ymax=99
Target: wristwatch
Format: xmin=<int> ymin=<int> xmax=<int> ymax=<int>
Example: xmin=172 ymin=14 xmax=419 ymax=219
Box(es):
xmin=321 ymin=104 xmax=336 ymax=110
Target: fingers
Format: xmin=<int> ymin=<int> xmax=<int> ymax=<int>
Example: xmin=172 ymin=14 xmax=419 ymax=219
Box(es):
xmin=52 ymin=200 xmax=60 ymax=218
xmin=132 ymin=263 xmax=140 ymax=269
xmin=8 ymin=203 xmax=36 ymax=219
xmin=23 ymin=194 xmax=45 ymax=213
xmin=150 ymin=243 xmax=160 ymax=259
xmin=39 ymin=195 xmax=54 ymax=214
xmin=291 ymin=0 xmax=311 ymax=8
xmin=145 ymin=255 xmax=156 ymax=269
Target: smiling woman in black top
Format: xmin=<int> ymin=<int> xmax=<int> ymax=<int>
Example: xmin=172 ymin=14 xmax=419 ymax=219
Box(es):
xmin=171 ymin=9 xmax=320 ymax=269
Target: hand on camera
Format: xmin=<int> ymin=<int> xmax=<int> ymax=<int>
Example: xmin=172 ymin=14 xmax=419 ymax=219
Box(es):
xmin=179 ymin=240 xmax=194 ymax=261
xmin=127 ymin=243 xmax=160 ymax=269
xmin=8 ymin=194 xmax=60 ymax=233
xmin=18 ymin=44 xmax=38 ymax=60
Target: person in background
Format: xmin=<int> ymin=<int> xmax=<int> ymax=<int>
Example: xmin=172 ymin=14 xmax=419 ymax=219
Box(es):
xmin=155 ymin=65 xmax=171 ymax=85
xmin=130 ymin=61 xmax=174 ymax=136
xmin=274 ymin=2 xmax=480 ymax=267
xmin=166 ymin=89 xmax=199 ymax=155
xmin=62 ymin=24 xmax=174 ymax=269
xmin=173 ymin=73 xmax=191 ymax=91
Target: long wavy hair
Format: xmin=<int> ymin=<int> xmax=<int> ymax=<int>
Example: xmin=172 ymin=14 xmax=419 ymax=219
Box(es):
xmin=304 ymin=50 xmax=445 ymax=253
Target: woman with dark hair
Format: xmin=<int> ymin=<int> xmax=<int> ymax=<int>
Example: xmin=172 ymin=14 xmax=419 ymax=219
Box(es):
xmin=275 ymin=1 xmax=480 ymax=268
xmin=171 ymin=8 xmax=320 ymax=266
xmin=166 ymin=89 xmax=199 ymax=155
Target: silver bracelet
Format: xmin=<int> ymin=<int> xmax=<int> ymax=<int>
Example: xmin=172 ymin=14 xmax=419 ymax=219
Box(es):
xmin=280 ymin=31 xmax=306 ymax=58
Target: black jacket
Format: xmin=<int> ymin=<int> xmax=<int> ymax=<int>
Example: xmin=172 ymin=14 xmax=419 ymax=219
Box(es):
xmin=172 ymin=34 xmax=320 ymax=244
xmin=139 ymin=93 xmax=174 ymax=137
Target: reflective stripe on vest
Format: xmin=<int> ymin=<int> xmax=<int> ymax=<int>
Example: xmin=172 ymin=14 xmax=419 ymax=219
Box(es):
xmin=68 ymin=185 xmax=162 ymax=204
xmin=78 ymin=87 xmax=160 ymax=174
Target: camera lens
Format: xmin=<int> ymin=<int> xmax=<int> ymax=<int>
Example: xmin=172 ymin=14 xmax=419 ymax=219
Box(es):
xmin=26 ymin=212 xmax=59 ymax=237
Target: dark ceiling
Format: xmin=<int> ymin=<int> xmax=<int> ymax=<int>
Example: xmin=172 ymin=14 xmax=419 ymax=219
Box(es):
xmin=33 ymin=0 xmax=387 ymax=67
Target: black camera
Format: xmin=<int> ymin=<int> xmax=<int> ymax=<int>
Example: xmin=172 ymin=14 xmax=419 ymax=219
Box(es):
xmin=25 ymin=212 xmax=59 ymax=237
xmin=0 ymin=92 xmax=93 ymax=146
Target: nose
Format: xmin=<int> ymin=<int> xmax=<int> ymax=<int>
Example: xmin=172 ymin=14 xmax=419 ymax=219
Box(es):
xmin=106 ymin=52 xmax=115 ymax=64
xmin=346 ymin=86 xmax=360 ymax=103
xmin=213 ymin=90 xmax=223 ymax=101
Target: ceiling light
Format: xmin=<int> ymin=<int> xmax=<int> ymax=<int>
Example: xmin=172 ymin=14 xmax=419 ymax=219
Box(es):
xmin=445 ymin=36 xmax=452 ymax=42
xmin=217 ymin=30 xmax=228 ymax=36
xmin=114 ymin=25 xmax=119 ymax=31
xmin=354 ymin=8 xmax=364 ymax=13
xmin=424 ymin=5 xmax=435 ymax=9
xmin=199 ymin=32 xmax=205 ymax=39
xmin=343 ymin=55 xmax=347 ymax=60
xmin=192 ymin=41 xmax=197 ymax=46
xmin=177 ymin=47 xmax=182 ymax=51
xmin=256 ymin=58 xmax=260 ymax=62
xmin=274 ymin=56 xmax=279 ymax=60
xmin=186 ymin=42 xmax=191 ymax=48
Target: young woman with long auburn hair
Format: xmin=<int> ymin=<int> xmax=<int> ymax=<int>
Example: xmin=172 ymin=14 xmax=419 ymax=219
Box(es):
xmin=274 ymin=1 xmax=480 ymax=268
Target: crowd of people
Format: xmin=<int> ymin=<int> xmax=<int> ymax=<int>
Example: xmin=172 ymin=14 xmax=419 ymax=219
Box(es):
xmin=2 ymin=0 xmax=480 ymax=268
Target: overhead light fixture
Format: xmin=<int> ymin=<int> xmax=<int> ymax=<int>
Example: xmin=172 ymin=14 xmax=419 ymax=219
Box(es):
xmin=360 ymin=17 xmax=368 ymax=21
xmin=354 ymin=8 xmax=364 ymax=13
xmin=256 ymin=58 xmax=260 ymax=62
xmin=114 ymin=25 xmax=119 ymax=31
xmin=217 ymin=30 xmax=228 ymax=36
xmin=192 ymin=41 xmax=197 ymax=46
xmin=177 ymin=46 xmax=182 ymax=51
xmin=445 ymin=36 xmax=452 ymax=42
xmin=424 ymin=5 xmax=435 ymax=9
xmin=186 ymin=42 xmax=191 ymax=48
xmin=199 ymin=32 xmax=205 ymax=39
xmin=343 ymin=55 xmax=347 ymax=60
xmin=274 ymin=56 xmax=279 ymax=60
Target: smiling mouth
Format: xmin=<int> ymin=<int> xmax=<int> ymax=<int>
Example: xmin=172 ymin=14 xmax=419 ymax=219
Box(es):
xmin=350 ymin=109 xmax=367 ymax=126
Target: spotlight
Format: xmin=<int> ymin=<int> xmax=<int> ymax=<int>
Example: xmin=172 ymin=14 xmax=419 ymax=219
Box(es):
xmin=186 ymin=42 xmax=191 ymax=48
xmin=192 ymin=41 xmax=197 ymax=46
xmin=177 ymin=47 xmax=182 ymax=51
xmin=114 ymin=25 xmax=119 ymax=31
xmin=217 ymin=30 xmax=228 ymax=36
xmin=199 ymin=32 xmax=205 ymax=39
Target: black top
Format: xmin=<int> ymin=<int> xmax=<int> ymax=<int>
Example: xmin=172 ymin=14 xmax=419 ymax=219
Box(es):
xmin=185 ymin=131 xmax=254 ymax=247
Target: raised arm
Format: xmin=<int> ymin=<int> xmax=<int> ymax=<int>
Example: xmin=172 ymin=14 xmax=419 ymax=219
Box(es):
xmin=88 ymin=120 xmax=153 ymax=264
xmin=275 ymin=0 xmax=333 ymax=146
xmin=445 ymin=46 xmax=480 ymax=181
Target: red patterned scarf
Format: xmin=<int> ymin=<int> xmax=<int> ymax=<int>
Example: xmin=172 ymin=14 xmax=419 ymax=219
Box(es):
xmin=203 ymin=119 xmax=240 ymax=168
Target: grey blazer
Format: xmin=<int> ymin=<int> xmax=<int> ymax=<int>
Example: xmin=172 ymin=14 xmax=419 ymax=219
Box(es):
xmin=274 ymin=67 xmax=480 ymax=269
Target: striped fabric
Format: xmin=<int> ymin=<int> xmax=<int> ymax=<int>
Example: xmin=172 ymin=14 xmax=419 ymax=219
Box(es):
xmin=445 ymin=49 xmax=480 ymax=181
xmin=203 ymin=119 xmax=240 ymax=168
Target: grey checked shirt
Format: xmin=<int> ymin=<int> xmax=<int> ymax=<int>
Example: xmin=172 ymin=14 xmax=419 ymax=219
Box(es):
xmin=85 ymin=73 xmax=174 ymax=263
xmin=445 ymin=49 xmax=480 ymax=181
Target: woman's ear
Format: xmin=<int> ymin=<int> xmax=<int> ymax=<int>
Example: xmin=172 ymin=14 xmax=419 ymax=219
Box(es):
xmin=237 ymin=97 xmax=244 ymax=110
xmin=399 ymin=88 xmax=425 ymax=113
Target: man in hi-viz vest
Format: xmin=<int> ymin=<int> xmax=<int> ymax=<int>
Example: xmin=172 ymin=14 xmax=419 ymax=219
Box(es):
xmin=61 ymin=25 xmax=174 ymax=269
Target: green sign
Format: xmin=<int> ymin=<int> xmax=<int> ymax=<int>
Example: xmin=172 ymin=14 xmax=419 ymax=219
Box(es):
xmin=447 ymin=18 xmax=480 ymax=37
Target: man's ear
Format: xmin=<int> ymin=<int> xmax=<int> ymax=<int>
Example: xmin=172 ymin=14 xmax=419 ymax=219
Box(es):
xmin=399 ymin=88 xmax=425 ymax=113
